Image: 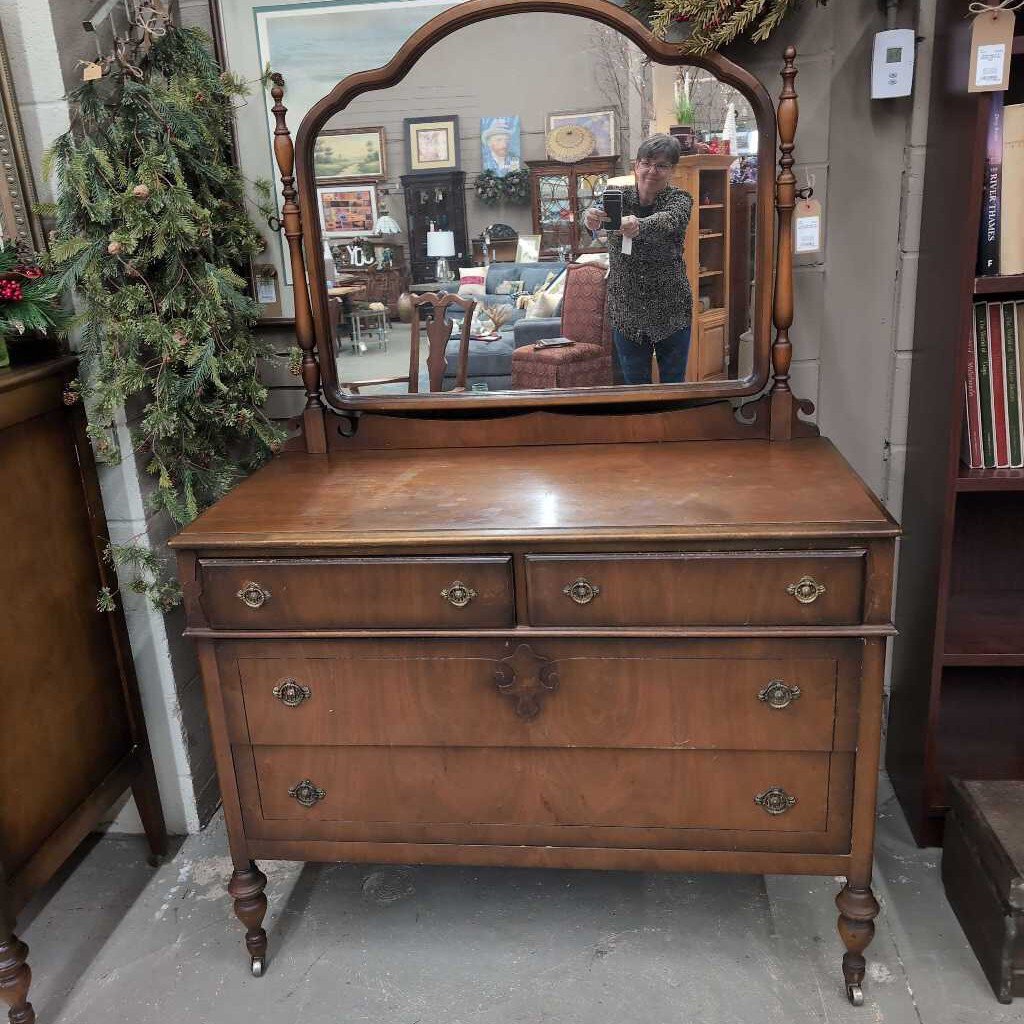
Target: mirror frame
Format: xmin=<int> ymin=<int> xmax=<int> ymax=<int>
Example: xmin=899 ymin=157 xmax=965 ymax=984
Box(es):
xmin=292 ymin=0 xmax=777 ymax=412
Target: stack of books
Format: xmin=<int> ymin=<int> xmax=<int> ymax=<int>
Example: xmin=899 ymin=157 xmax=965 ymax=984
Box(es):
xmin=963 ymin=300 xmax=1023 ymax=469
xmin=977 ymin=95 xmax=1024 ymax=277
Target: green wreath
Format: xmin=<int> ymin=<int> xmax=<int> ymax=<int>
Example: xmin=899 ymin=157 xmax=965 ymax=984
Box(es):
xmin=626 ymin=0 xmax=828 ymax=55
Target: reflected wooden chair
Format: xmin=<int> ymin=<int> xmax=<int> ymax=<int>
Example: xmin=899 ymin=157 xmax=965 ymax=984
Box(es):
xmin=341 ymin=293 xmax=476 ymax=394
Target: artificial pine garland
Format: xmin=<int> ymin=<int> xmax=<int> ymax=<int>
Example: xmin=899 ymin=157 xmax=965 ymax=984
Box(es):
xmin=626 ymin=0 xmax=828 ymax=55
xmin=43 ymin=20 xmax=283 ymax=611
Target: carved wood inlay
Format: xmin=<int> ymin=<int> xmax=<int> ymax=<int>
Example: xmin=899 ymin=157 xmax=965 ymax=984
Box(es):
xmin=493 ymin=644 xmax=559 ymax=720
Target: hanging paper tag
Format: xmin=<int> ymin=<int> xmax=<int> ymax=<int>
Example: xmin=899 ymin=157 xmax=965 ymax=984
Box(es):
xmin=794 ymin=198 xmax=822 ymax=254
xmin=256 ymin=274 xmax=278 ymax=305
xmin=968 ymin=7 xmax=1015 ymax=92
xmin=82 ymin=61 xmax=103 ymax=82
xmin=621 ymin=234 xmax=633 ymax=256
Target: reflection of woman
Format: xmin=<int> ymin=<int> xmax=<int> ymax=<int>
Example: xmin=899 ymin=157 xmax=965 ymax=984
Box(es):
xmin=583 ymin=134 xmax=692 ymax=385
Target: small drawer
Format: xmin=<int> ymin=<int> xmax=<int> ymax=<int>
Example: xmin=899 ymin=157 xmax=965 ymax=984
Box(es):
xmin=234 ymin=650 xmax=843 ymax=752
xmin=526 ymin=551 xmax=865 ymax=627
xmin=250 ymin=745 xmax=832 ymax=833
xmin=198 ymin=556 xmax=514 ymax=630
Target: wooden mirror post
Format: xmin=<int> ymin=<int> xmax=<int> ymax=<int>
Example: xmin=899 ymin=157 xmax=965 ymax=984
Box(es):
xmin=269 ymin=74 xmax=326 ymax=454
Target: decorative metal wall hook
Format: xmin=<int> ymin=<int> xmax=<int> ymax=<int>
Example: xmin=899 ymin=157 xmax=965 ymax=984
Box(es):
xmin=795 ymin=169 xmax=815 ymax=201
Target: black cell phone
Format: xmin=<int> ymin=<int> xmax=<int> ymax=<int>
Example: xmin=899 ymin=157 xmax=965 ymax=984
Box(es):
xmin=601 ymin=188 xmax=623 ymax=231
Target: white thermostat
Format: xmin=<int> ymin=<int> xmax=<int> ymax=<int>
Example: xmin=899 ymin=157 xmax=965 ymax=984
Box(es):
xmin=871 ymin=28 xmax=915 ymax=99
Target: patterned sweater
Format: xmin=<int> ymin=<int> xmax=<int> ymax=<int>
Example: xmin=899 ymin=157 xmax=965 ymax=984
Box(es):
xmin=605 ymin=184 xmax=693 ymax=344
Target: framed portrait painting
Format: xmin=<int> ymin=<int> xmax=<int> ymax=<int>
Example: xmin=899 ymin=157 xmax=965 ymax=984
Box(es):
xmin=480 ymin=116 xmax=521 ymax=177
xmin=314 ymin=127 xmax=386 ymax=181
xmin=547 ymin=109 xmax=617 ymax=158
xmin=317 ymin=183 xmax=379 ymax=237
xmin=404 ymin=115 xmax=460 ymax=174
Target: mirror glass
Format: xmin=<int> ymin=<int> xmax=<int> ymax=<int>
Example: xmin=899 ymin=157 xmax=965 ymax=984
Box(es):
xmin=307 ymin=12 xmax=763 ymax=397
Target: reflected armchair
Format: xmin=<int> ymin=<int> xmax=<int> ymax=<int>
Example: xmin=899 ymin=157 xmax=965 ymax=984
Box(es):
xmin=510 ymin=262 xmax=614 ymax=390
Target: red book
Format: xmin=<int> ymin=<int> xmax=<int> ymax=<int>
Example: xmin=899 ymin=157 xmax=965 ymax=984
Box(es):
xmin=963 ymin=312 xmax=984 ymax=468
xmin=988 ymin=302 xmax=1010 ymax=467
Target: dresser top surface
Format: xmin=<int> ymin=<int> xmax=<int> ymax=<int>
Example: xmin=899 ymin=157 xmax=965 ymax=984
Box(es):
xmin=170 ymin=437 xmax=898 ymax=550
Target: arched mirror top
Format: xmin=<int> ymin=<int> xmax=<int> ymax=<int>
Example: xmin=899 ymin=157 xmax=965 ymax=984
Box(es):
xmin=285 ymin=0 xmax=783 ymax=412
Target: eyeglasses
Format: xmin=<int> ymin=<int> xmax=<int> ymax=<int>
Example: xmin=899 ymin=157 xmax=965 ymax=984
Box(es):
xmin=637 ymin=158 xmax=673 ymax=172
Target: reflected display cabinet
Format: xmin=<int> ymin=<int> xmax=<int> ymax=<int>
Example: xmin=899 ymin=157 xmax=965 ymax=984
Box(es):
xmin=528 ymin=157 xmax=618 ymax=257
xmin=400 ymin=171 xmax=468 ymax=284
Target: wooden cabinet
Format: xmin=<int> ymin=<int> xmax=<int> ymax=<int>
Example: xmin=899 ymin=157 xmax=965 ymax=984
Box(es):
xmin=886 ymin=13 xmax=1024 ymax=847
xmin=527 ymin=157 xmax=618 ymax=257
xmin=671 ymin=154 xmax=735 ymax=382
xmin=0 ymin=357 xmax=166 ymax=1024
xmin=400 ymin=171 xmax=468 ymax=284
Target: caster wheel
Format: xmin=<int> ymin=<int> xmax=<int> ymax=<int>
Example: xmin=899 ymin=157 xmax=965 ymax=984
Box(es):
xmin=846 ymin=984 xmax=864 ymax=1006
xmin=250 ymin=956 xmax=265 ymax=978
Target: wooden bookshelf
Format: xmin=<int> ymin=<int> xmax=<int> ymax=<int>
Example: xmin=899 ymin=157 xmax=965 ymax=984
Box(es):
xmin=886 ymin=16 xmax=1024 ymax=847
xmin=974 ymin=273 xmax=1024 ymax=294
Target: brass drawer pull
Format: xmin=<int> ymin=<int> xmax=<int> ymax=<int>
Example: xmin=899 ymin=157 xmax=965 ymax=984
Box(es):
xmin=563 ymin=577 xmax=601 ymax=605
xmin=758 ymin=680 xmax=802 ymax=709
xmin=237 ymin=581 xmax=271 ymax=609
xmin=441 ymin=580 xmax=477 ymax=608
xmin=755 ymin=787 xmax=798 ymax=815
xmin=273 ymin=679 xmax=311 ymax=707
xmin=288 ymin=779 xmax=325 ymax=807
xmin=786 ymin=575 xmax=825 ymax=604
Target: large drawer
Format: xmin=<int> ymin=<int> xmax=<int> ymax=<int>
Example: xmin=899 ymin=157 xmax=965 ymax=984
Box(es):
xmin=249 ymin=745 xmax=832 ymax=833
xmin=525 ymin=551 xmax=865 ymax=626
xmin=197 ymin=556 xmax=514 ymax=630
xmin=232 ymin=650 xmax=845 ymax=752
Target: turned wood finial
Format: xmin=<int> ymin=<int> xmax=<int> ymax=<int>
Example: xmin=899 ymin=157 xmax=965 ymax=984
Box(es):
xmin=770 ymin=46 xmax=798 ymax=440
xmin=269 ymin=73 xmax=326 ymax=453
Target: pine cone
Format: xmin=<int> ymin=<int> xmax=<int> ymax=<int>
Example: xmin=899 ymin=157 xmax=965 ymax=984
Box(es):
xmin=62 ymin=389 xmax=78 ymax=406
xmin=173 ymin=330 xmax=187 ymax=346
xmin=132 ymin=184 xmax=150 ymax=200
xmin=107 ymin=240 xmax=123 ymax=256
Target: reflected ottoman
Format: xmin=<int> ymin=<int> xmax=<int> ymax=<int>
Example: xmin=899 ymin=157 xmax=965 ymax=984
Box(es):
xmin=511 ymin=339 xmax=613 ymax=390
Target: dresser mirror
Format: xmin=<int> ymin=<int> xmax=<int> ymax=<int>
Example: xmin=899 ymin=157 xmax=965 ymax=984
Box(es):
xmin=291 ymin=0 xmax=777 ymax=410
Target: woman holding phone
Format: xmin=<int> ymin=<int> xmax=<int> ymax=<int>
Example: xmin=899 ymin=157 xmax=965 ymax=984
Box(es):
xmin=583 ymin=134 xmax=693 ymax=385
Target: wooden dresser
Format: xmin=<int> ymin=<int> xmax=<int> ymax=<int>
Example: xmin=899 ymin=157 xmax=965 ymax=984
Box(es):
xmin=171 ymin=433 xmax=897 ymax=1002
xmin=172 ymin=7 xmax=898 ymax=1008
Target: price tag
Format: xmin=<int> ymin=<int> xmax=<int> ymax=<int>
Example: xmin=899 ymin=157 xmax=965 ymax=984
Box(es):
xmin=969 ymin=7 xmax=1014 ymax=92
xmin=794 ymin=198 xmax=822 ymax=254
xmin=82 ymin=61 xmax=103 ymax=82
xmin=256 ymin=274 xmax=278 ymax=304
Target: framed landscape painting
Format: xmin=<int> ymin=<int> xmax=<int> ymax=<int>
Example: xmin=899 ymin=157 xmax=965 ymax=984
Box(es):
xmin=404 ymin=115 xmax=460 ymax=173
xmin=547 ymin=108 xmax=617 ymax=157
xmin=317 ymin=183 xmax=379 ymax=237
xmin=314 ymin=127 xmax=386 ymax=181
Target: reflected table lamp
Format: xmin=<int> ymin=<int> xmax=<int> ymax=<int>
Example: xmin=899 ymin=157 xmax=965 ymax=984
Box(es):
xmin=426 ymin=230 xmax=456 ymax=283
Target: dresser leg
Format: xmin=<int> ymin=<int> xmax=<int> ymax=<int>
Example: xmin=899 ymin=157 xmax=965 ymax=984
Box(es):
xmin=0 ymin=931 xmax=34 ymax=1024
xmin=228 ymin=862 xmax=268 ymax=977
xmin=835 ymin=881 xmax=879 ymax=1006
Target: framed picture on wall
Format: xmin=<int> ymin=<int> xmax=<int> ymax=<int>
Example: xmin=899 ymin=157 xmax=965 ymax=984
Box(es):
xmin=317 ymin=183 xmax=379 ymax=237
xmin=404 ymin=115 xmax=460 ymax=174
xmin=480 ymin=117 xmax=521 ymax=177
xmin=314 ymin=127 xmax=387 ymax=181
xmin=547 ymin=108 xmax=617 ymax=158
xmin=515 ymin=234 xmax=541 ymax=263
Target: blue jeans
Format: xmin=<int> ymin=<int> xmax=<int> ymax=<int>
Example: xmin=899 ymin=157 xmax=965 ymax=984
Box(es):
xmin=612 ymin=324 xmax=692 ymax=385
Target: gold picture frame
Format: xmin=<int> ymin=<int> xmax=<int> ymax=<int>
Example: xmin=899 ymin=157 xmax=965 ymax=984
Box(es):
xmin=404 ymin=115 xmax=460 ymax=174
xmin=0 ymin=23 xmax=44 ymax=250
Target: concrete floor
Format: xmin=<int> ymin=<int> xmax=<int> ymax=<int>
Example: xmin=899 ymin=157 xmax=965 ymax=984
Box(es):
xmin=16 ymin=775 xmax=1024 ymax=1024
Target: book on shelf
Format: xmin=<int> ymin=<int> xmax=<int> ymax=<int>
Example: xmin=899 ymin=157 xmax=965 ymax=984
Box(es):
xmin=963 ymin=300 xmax=1024 ymax=469
xmin=978 ymin=92 xmax=1003 ymax=276
xmin=998 ymin=102 xmax=1024 ymax=276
